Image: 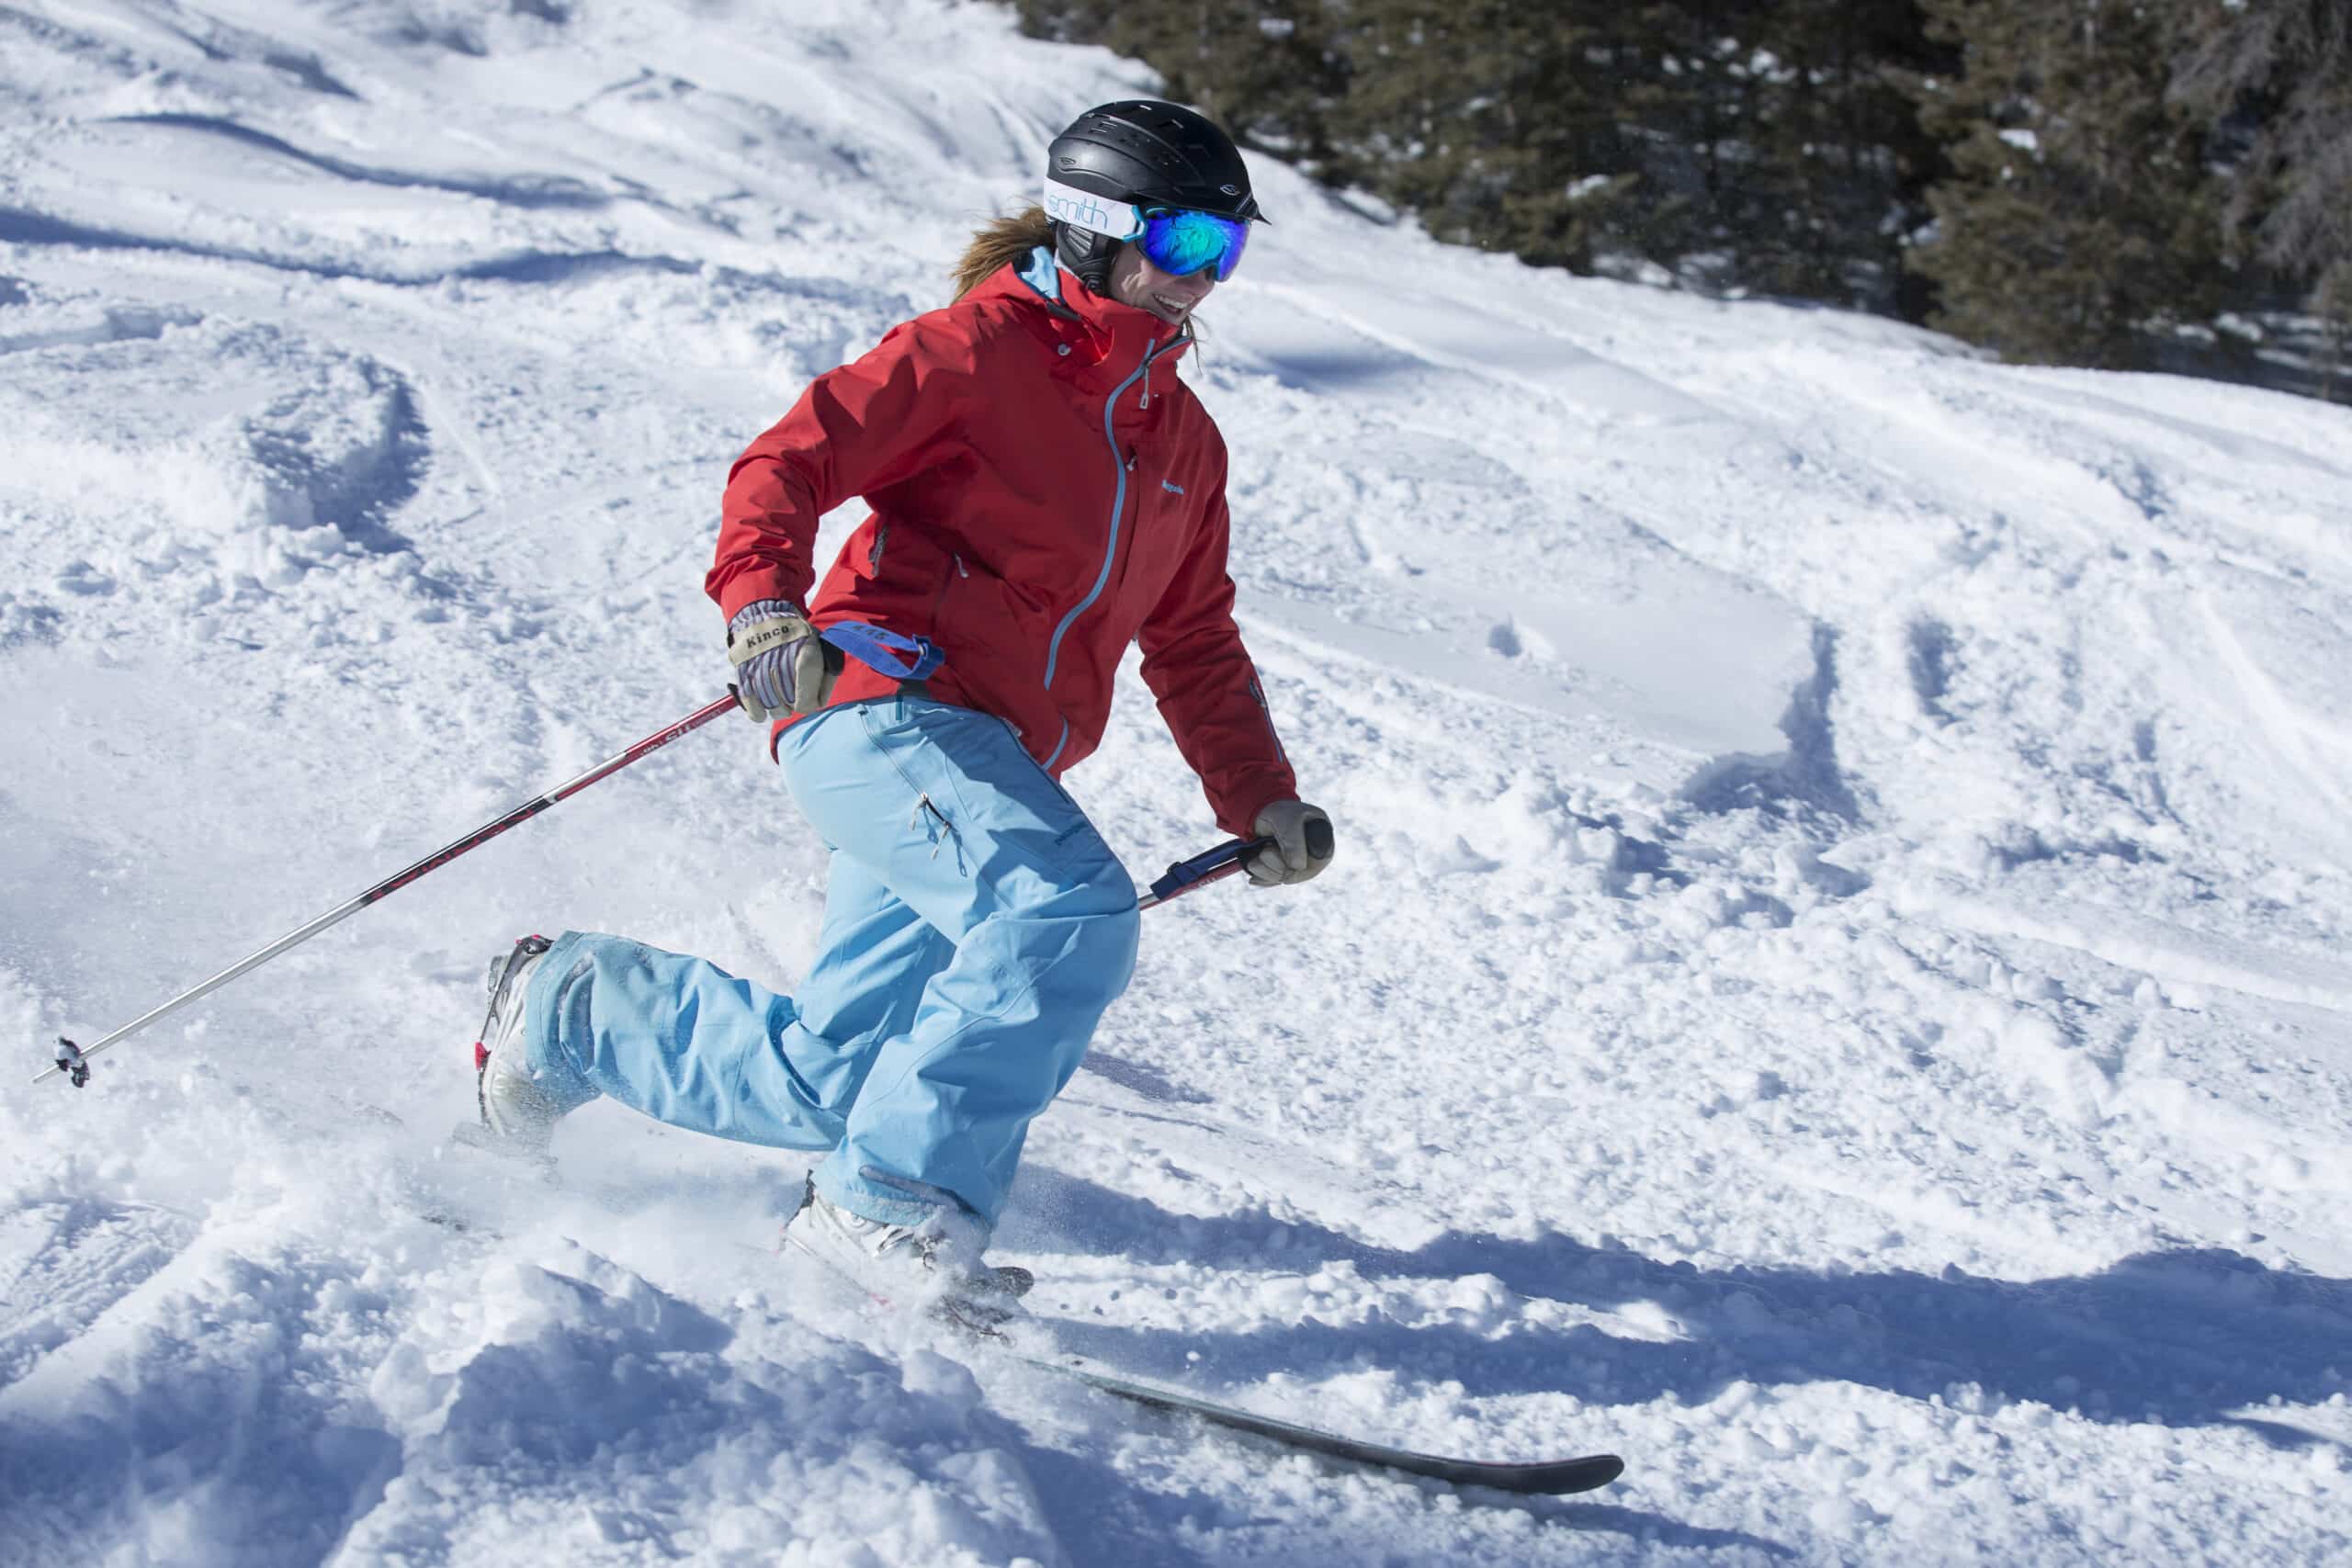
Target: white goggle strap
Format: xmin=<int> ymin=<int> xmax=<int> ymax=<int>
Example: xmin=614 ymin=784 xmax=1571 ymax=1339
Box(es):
xmin=1042 ymin=176 xmax=1143 ymax=242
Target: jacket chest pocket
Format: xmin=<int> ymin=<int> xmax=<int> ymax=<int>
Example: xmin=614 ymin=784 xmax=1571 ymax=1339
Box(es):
xmin=1119 ymin=474 xmax=1193 ymax=609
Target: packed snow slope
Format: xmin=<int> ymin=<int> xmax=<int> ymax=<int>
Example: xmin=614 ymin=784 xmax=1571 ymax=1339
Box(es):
xmin=5 ymin=3 xmax=2352 ymax=1563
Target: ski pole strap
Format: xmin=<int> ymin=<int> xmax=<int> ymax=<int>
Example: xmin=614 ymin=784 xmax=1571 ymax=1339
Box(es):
xmin=820 ymin=621 xmax=944 ymax=682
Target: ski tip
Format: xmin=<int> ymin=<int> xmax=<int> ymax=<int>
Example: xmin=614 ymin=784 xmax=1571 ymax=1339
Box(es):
xmin=1448 ymin=1451 xmax=1623 ymax=1495
xmin=1444 ymin=1451 xmax=1624 ymax=1495
xmin=1561 ymin=1452 xmax=1625 ymax=1493
xmin=1031 ymin=1355 xmax=1626 ymax=1497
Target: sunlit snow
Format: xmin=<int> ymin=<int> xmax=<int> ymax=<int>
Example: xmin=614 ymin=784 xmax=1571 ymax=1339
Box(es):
xmin=4 ymin=2 xmax=2350 ymax=1563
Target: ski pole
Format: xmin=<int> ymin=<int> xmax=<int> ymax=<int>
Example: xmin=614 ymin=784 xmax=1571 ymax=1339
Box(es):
xmin=34 ymin=692 xmax=742 ymax=1089
xmin=1139 ymin=817 xmax=1333 ymax=911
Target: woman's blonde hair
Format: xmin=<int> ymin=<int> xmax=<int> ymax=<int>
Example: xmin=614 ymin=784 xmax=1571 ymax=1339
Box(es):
xmin=951 ymin=206 xmax=1055 ymax=301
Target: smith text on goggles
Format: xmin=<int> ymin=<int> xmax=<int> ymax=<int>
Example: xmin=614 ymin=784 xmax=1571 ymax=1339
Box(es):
xmin=1043 ymin=176 xmax=1250 ymax=282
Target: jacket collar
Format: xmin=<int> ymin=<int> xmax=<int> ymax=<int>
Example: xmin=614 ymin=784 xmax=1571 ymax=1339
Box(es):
xmin=987 ymin=245 xmax=1193 ymax=378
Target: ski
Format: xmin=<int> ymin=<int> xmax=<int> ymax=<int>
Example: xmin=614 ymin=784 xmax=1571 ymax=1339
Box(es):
xmin=408 ymin=1138 xmax=1622 ymax=1495
xmin=1012 ymin=1355 xmax=1624 ymax=1495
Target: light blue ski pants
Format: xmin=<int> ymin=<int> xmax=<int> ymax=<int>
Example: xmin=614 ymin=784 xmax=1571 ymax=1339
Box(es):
xmin=518 ymin=694 xmax=1141 ymax=1232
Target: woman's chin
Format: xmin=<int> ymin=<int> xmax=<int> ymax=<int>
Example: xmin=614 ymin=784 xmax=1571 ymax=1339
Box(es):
xmin=1121 ymin=288 xmax=1194 ymax=328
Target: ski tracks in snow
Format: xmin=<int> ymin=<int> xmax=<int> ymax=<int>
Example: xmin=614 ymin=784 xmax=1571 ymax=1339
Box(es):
xmin=0 ymin=1197 xmax=197 ymax=1393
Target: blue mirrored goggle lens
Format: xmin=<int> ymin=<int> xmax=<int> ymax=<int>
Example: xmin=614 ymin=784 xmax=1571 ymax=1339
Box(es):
xmin=1137 ymin=209 xmax=1250 ymax=282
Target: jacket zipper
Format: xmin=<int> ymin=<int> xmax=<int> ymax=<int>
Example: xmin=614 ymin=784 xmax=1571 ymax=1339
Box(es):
xmin=1248 ymin=672 xmax=1289 ymax=763
xmin=1038 ymin=332 xmax=1184 ymax=768
xmin=931 ymin=550 xmax=966 ymax=621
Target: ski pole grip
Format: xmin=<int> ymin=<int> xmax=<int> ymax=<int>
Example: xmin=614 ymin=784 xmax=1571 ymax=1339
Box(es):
xmin=1144 ymin=837 xmax=1265 ymax=906
xmin=1139 ymin=821 xmax=1328 ymax=911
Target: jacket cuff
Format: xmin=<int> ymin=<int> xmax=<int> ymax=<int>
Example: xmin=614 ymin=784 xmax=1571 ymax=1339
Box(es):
xmin=717 ymin=575 xmax=797 ymax=625
xmin=1219 ymin=783 xmax=1297 ymax=842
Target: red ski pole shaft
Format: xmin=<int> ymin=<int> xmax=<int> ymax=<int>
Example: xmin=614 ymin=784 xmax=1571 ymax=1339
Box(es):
xmin=35 ymin=692 xmax=741 ymax=1088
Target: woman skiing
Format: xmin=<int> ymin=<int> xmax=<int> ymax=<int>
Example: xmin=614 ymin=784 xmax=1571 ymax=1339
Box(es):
xmin=466 ymin=101 xmax=1334 ymax=1321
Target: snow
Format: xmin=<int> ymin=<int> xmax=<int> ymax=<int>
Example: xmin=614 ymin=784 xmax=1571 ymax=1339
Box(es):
xmin=4 ymin=1 xmax=2351 ymax=1562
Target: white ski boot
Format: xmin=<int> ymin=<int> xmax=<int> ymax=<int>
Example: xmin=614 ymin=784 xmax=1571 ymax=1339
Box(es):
xmin=781 ymin=1177 xmax=1032 ymax=1336
xmin=467 ymin=934 xmax=567 ymax=1156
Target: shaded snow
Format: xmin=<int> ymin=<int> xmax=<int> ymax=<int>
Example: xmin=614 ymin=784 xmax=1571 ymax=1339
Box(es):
xmin=4 ymin=1 xmax=2351 ymax=1563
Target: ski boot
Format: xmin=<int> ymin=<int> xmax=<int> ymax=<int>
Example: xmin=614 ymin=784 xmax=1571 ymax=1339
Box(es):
xmin=455 ymin=933 xmax=571 ymax=1160
xmin=781 ymin=1176 xmax=1033 ymax=1337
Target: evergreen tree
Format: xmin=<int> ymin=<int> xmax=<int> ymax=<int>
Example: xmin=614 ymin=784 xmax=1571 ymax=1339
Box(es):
xmin=1014 ymin=1 xmax=1950 ymax=305
xmin=2166 ymin=0 xmax=2352 ymax=393
xmin=1317 ymin=0 xmax=1641 ymax=273
xmin=1016 ymin=0 xmax=2346 ymax=394
xmin=1736 ymin=1 xmax=1952 ymax=317
xmin=1012 ymin=1 xmax=1349 ymax=177
xmin=1906 ymin=0 xmax=2224 ymax=367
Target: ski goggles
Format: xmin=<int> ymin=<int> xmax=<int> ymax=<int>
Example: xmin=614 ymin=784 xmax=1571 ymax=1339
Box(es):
xmin=1043 ymin=176 xmax=1251 ymax=282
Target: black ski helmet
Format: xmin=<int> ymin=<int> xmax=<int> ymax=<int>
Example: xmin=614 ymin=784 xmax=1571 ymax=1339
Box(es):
xmin=1045 ymin=99 xmax=1264 ymax=294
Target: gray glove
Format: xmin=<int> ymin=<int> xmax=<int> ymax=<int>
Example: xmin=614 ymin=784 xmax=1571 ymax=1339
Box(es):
xmin=727 ymin=599 xmax=841 ymax=721
xmin=1247 ymin=800 xmax=1336 ymax=886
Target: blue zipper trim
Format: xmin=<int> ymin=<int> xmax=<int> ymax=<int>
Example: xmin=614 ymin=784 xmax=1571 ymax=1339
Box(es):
xmin=1033 ymin=306 xmax=1191 ymax=771
xmin=1042 ymin=353 xmax=1156 ymax=690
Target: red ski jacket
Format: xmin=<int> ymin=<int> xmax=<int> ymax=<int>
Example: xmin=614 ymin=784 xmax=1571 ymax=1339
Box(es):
xmin=708 ymin=249 xmax=1296 ymax=839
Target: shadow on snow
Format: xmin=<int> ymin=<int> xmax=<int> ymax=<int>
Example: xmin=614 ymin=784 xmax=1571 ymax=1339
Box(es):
xmin=1019 ymin=1170 xmax=2352 ymax=1450
xmin=112 ymin=114 xmax=614 ymax=209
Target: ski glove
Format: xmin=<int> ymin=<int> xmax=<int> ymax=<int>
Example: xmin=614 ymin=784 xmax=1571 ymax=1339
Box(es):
xmin=1247 ymin=800 xmax=1336 ymax=886
xmin=728 ymin=599 xmax=842 ymax=721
